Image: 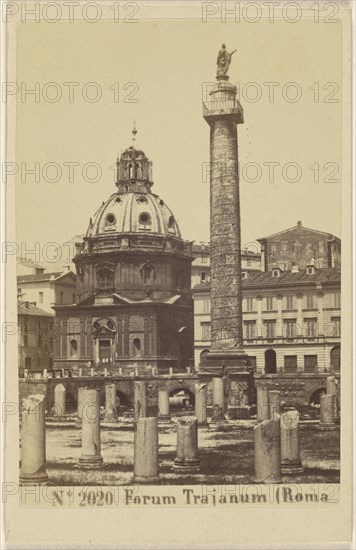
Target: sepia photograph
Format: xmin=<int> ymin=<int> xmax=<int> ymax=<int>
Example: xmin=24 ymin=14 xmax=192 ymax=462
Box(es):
xmin=1 ymin=1 xmax=354 ymax=548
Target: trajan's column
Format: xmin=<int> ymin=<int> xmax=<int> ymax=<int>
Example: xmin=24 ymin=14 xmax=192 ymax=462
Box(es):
xmin=202 ymin=45 xmax=253 ymax=417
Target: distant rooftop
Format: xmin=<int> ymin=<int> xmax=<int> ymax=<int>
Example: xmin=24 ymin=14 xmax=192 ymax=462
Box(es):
xmin=18 ymin=301 xmax=54 ymax=317
xmin=193 ymin=267 xmax=340 ymax=291
xmin=257 ymin=221 xmax=341 ymax=242
xmin=17 ymin=271 xmax=74 ymax=283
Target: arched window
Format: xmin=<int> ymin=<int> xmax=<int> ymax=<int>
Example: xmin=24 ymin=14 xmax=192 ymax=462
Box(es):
xmin=140 ymin=261 xmax=155 ymax=285
xmin=70 ymin=339 xmax=78 ymax=357
xmin=96 ymin=267 xmax=114 ymax=290
xmin=168 ymin=215 xmax=176 ymax=233
xmin=133 ymin=338 xmax=141 ymax=357
xmin=128 ymin=315 xmax=145 ymax=358
xmin=265 ymin=349 xmax=277 ymax=374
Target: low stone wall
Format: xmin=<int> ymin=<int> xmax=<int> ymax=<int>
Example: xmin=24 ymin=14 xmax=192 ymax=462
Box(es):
xmin=254 ymin=373 xmax=340 ymax=415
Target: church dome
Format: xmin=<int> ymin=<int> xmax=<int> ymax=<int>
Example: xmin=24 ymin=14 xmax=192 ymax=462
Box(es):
xmin=86 ymin=190 xmax=182 ymax=238
xmin=85 ymin=136 xmax=182 ymax=239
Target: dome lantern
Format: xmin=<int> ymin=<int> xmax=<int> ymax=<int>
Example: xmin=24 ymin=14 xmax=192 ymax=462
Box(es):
xmin=115 ymin=126 xmax=153 ymax=194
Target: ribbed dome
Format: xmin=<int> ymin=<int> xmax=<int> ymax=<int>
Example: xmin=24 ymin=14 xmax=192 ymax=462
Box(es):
xmin=86 ymin=191 xmax=182 ymax=238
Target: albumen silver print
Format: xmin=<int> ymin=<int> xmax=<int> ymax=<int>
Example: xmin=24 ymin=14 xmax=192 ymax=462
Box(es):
xmin=2 ymin=1 xmax=353 ymax=548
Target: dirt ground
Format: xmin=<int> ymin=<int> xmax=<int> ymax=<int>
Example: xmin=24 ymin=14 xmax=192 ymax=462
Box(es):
xmin=37 ymin=420 xmax=340 ymax=486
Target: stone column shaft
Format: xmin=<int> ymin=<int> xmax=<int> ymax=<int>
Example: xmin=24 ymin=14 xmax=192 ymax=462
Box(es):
xmin=319 ymin=394 xmax=336 ymax=430
xmin=195 ymin=383 xmax=208 ymax=426
xmin=134 ymin=381 xmax=147 ymax=420
xmin=280 ymin=409 xmax=303 ymax=474
xmin=269 ymin=390 xmax=281 ymax=418
xmin=104 ymin=383 xmax=117 ymax=422
xmin=54 ymin=383 xmax=66 ymax=416
xmin=212 ymin=377 xmax=225 ymax=420
xmin=20 ymin=394 xmax=48 ymax=484
xmin=174 ymin=417 xmax=200 ymax=470
xmin=326 ymin=376 xmax=338 ymax=417
xmin=257 ymin=387 xmax=270 ymax=422
xmin=209 ymin=118 xmax=242 ymax=349
xmin=254 ymin=417 xmax=281 ymax=483
xmin=158 ymin=388 xmax=170 ymax=420
xmin=78 ymin=387 xmax=103 ymax=468
xmin=133 ymin=417 xmax=159 ymax=483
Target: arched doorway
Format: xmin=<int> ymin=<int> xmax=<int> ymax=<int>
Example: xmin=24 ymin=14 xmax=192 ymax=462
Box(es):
xmin=169 ymin=388 xmax=195 ymax=415
xmin=116 ymin=390 xmax=129 ymax=411
xmin=265 ymin=349 xmax=277 ymax=374
xmin=309 ymin=387 xmax=326 ymax=419
xmin=330 ymin=345 xmax=340 ymax=372
xmin=200 ymin=349 xmax=209 ymax=363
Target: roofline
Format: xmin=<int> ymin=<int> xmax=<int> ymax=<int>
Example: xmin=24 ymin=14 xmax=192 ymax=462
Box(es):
xmin=193 ymin=278 xmax=340 ymax=292
xmin=256 ymin=224 xmax=341 ymax=242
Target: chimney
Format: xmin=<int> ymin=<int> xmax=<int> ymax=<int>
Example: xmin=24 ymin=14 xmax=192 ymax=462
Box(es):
xmin=297 ymin=221 xmax=302 ymax=228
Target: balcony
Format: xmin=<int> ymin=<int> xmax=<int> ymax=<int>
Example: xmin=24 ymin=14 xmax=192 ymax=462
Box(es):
xmin=203 ymin=99 xmax=244 ymax=122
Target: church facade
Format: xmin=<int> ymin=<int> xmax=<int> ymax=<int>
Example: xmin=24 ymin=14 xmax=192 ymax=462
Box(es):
xmin=53 ymin=138 xmax=194 ymax=376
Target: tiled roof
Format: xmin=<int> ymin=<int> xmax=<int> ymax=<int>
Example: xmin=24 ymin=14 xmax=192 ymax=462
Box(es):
xmin=193 ymin=268 xmax=340 ymax=290
xmin=17 ymin=271 xmax=74 ymax=283
xmin=18 ymin=302 xmax=54 ymax=317
xmin=257 ymin=223 xmax=340 ymax=242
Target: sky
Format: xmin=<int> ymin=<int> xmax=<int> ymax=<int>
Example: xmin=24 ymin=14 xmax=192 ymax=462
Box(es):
xmin=14 ymin=16 xmax=342 ymax=264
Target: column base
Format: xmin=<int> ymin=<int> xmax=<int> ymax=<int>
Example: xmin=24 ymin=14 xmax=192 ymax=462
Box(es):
xmin=173 ymin=458 xmax=200 ymax=471
xmin=319 ymin=423 xmax=336 ymax=431
xmin=20 ymin=469 xmax=49 ymax=485
xmin=78 ymin=454 xmax=103 ymax=469
xmin=132 ymin=475 xmax=160 ymax=484
xmin=281 ymin=461 xmax=304 ymax=475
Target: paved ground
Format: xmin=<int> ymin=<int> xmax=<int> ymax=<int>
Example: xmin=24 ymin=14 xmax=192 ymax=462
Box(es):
xmin=37 ymin=419 xmax=340 ymax=486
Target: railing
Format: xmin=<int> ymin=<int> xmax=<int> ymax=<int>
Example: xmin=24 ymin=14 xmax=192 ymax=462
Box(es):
xmin=203 ymin=99 xmax=243 ymax=119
